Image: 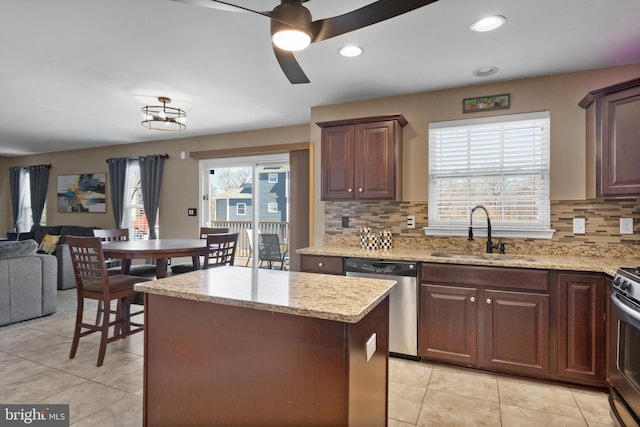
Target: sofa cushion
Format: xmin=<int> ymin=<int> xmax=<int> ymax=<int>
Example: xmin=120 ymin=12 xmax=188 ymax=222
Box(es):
xmin=59 ymin=226 xmax=99 ymax=244
xmin=31 ymin=225 xmax=61 ymax=243
xmin=0 ymin=240 xmax=38 ymax=259
xmin=38 ymin=234 xmax=61 ymax=254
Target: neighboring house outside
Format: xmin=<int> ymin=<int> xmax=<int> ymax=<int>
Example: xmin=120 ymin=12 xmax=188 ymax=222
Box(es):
xmin=214 ymin=168 xmax=288 ymax=222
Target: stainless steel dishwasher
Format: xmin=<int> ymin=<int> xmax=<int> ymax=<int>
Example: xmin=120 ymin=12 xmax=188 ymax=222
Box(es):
xmin=344 ymin=258 xmax=418 ymax=359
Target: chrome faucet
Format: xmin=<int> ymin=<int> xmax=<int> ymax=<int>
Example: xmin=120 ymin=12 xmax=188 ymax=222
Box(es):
xmin=468 ymin=205 xmax=505 ymax=254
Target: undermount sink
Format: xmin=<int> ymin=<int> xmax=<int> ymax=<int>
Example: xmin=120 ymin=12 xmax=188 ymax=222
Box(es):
xmin=430 ymin=252 xmax=537 ymax=263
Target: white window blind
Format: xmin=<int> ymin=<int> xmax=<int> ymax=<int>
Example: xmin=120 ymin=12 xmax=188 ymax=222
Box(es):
xmin=426 ymin=111 xmax=553 ymax=238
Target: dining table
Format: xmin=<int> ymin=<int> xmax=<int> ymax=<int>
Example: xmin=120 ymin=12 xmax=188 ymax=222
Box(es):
xmin=101 ymin=238 xmax=207 ymax=279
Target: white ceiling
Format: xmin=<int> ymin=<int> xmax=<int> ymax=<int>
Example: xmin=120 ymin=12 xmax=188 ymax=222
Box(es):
xmin=1 ymin=0 xmax=639 ymax=157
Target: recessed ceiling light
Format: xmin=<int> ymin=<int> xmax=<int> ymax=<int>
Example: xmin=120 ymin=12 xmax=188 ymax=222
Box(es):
xmin=472 ymin=66 xmax=499 ymax=77
xmin=339 ymin=45 xmax=363 ymax=57
xmin=470 ymin=15 xmax=506 ymax=32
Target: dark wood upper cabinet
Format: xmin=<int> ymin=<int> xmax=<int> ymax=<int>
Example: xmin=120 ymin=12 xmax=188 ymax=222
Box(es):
xmin=317 ymin=114 xmax=407 ymax=201
xmin=580 ymin=78 xmax=640 ymax=197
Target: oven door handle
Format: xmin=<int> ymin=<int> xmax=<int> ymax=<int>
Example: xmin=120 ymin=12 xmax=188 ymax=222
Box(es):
xmin=612 ymin=293 xmax=640 ymax=322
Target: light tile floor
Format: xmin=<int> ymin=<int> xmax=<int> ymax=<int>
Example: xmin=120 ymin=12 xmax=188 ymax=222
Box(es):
xmin=1 ymin=309 xmax=614 ymax=426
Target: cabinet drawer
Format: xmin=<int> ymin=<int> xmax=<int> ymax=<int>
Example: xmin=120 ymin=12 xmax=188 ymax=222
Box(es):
xmin=422 ymin=263 xmax=549 ymax=291
xmin=300 ymin=255 xmax=344 ymax=275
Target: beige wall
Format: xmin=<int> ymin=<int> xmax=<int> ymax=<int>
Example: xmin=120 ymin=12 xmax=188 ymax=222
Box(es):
xmin=0 ymin=124 xmax=310 ymax=238
xmin=1 ymin=64 xmax=639 ymax=245
xmin=310 ymin=64 xmax=640 ymax=244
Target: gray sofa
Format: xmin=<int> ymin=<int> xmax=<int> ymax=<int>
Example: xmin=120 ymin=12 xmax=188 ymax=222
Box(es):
xmin=19 ymin=225 xmax=99 ymax=290
xmin=0 ymin=240 xmax=57 ymax=326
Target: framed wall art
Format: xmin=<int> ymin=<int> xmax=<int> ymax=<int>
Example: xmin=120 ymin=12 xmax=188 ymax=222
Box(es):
xmin=463 ymin=93 xmax=510 ymax=113
xmin=57 ymin=173 xmax=106 ymax=213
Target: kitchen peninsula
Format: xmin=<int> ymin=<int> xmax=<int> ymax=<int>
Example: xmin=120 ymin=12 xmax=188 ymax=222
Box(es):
xmin=135 ymin=266 xmax=396 ymax=427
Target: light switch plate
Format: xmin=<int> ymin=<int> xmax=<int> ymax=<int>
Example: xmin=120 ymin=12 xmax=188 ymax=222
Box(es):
xmin=573 ymin=218 xmax=586 ymax=234
xmin=407 ymin=215 xmax=416 ymax=229
xmin=366 ymin=333 xmax=377 ymax=362
xmin=621 ymin=218 xmax=634 ymax=234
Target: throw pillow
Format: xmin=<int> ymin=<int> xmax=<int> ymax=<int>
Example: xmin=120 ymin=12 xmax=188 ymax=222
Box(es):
xmin=38 ymin=233 xmax=61 ymax=254
xmin=0 ymin=239 xmax=38 ymax=259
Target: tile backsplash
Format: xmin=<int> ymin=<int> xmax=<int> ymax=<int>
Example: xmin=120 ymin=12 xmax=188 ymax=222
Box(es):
xmin=324 ymin=198 xmax=640 ymax=258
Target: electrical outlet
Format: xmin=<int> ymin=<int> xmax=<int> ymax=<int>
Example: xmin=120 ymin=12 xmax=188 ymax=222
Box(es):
xmin=407 ymin=215 xmax=416 ymax=229
xmin=621 ymin=218 xmax=634 ymax=234
xmin=341 ymin=216 xmax=349 ymax=228
xmin=366 ymin=333 xmax=376 ymax=362
xmin=573 ymin=218 xmax=586 ymax=234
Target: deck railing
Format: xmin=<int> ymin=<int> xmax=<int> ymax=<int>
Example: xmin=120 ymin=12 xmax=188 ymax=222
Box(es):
xmin=208 ymin=221 xmax=289 ymax=258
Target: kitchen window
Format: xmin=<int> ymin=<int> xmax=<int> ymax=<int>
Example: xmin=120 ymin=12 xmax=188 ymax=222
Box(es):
xmin=425 ymin=111 xmax=553 ymax=239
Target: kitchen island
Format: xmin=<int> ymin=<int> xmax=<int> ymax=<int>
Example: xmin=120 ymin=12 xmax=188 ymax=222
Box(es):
xmin=135 ymin=266 xmax=396 ymax=427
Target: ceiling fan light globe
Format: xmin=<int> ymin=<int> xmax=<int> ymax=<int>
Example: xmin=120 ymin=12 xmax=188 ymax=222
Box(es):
xmin=272 ymin=29 xmax=311 ymax=51
xmin=470 ymin=15 xmax=506 ymax=32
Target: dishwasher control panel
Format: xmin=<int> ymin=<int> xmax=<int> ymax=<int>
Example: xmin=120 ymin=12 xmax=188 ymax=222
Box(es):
xmin=344 ymin=258 xmax=417 ymax=277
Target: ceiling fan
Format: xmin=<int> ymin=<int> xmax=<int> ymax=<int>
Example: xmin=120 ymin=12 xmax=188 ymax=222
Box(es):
xmin=171 ymin=0 xmax=440 ymax=84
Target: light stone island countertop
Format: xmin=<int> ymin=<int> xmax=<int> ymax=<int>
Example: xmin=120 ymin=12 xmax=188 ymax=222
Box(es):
xmin=297 ymin=246 xmax=639 ymax=277
xmin=134 ymin=266 xmax=396 ymax=323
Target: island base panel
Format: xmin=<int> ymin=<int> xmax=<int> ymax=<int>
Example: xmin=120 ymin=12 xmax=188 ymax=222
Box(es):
xmin=143 ymin=294 xmax=389 ymax=427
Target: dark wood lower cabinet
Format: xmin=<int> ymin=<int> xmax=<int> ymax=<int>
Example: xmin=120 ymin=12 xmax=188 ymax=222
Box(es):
xmin=420 ymin=264 xmax=551 ymax=377
xmin=420 ymin=263 xmax=609 ymax=388
xmin=557 ymin=272 xmax=606 ymax=385
xmin=420 ymin=284 xmax=477 ymax=365
xmin=482 ymin=289 xmax=550 ymax=375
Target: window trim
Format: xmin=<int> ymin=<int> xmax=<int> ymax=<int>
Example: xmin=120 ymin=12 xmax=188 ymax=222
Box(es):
xmin=424 ymin=111 xmax=554 ymax=239
xmin=236 ymin=202 xmax=246 ymax=216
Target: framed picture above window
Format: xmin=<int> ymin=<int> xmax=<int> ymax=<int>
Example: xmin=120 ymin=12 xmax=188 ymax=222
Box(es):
xmin=463 ymin=93 xmax=510 ymax=113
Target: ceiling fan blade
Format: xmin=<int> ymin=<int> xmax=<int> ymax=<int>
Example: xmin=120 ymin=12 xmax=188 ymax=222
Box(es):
xmin=273 ymin=47 xmax=310 ymax=84
xmin=311 ymin=0 xmax=439 ymax=43
xmin=169 ymin=0 xmax=272 ymax=17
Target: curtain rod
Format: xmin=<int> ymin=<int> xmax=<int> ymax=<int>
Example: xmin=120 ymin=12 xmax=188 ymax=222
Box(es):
xmin=105 ymin=154 xmax=170 ymax=163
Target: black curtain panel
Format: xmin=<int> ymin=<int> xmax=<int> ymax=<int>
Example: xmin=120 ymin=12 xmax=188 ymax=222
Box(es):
xmin=9 ymin=166 xmax=24 ymax=232
xmin=139 ymin=154 xmax=167 ymax=240
xmin=107 ymin=157 xmax=129 ymax=228
xmin=28 ymin=164 xmax=51 ymax=226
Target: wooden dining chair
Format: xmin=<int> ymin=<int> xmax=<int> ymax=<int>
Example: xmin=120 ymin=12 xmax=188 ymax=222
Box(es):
xmin=258 ymin=233 xmax=289 ymax=270
xmin=203 ymin=232 xmax=239 ymax=268
xmin=93 ymin=229 xmax=129 ymax=274
xmin=67 ymin=236 xmax=149 ymax=367
xmin=200 ymin=227 xmax=229 ymax=238
xmin=172 ymin=227 xmax=231 ymax=274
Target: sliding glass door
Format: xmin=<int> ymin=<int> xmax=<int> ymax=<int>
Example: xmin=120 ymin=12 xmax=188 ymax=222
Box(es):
xmin=199 ymin=153 xmax=289 ymax=268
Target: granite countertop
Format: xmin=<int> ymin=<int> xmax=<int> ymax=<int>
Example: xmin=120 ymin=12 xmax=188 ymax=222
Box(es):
xmin=134 ymin=266 xmax=396 ymax=324
xmin=297 ymin=245 xmax=638 ymax=277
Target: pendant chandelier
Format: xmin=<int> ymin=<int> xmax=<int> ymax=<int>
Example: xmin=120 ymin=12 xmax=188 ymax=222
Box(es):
xmin=141 ymin=97 xmax=186 ymax=131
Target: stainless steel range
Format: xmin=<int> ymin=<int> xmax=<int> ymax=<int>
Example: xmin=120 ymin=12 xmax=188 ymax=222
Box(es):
xmin=610 ymin=268 xmax=640 ymax=427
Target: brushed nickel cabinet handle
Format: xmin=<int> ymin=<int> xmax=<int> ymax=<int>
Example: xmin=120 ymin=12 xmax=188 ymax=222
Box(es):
xmin=318 ymin=262 xmax=324 ymax=268
xmin=486 ymin=298 xmax=492 ymax=304
xmin=470 ymin=296 xmax=476 ymax=303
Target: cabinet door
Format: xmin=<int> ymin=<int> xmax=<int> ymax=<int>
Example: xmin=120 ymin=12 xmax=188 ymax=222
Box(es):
xmin=321 ymin=124 xmax=355 ymax=200
xmin=482 ymin=289 xmax=550 ymax=375
xmin=600 ymin=85 xmax=640 ymax=195
xmin=419 ymin=284 xmax=477 ymax=365
xmin=557 ymin=273 xmax=606 ymax=385
xmin=355 ymin=120 xmax=398 ymax=199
